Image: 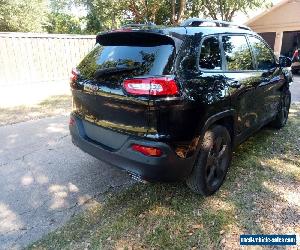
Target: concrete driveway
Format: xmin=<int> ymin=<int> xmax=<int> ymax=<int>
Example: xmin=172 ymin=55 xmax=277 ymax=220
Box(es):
xmin=0 ymin=116 xmax=133 ymax=249
xmin=291 ymin=75 xmax=300 ymax=103
xmin=0 ymin=75 xmax=299 ymax=249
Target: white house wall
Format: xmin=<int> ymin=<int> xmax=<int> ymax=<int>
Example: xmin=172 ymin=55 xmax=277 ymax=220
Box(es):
xmin=247 ymin=0 xmax=300 ymax=55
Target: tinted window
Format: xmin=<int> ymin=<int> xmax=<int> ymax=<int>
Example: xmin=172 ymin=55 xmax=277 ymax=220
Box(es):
xmin=78 ymin=43 xmax=175 ymax=79
xmin=222 ymin=35 xmax=254 ymax=71
xmin=248 ymin=36 xmax=276 ymax=70
xmin=199 ymin=36 xmax=221 ymax=70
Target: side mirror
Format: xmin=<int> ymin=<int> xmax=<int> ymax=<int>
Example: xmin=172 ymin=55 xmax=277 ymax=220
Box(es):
xmin=279 ymin=56 xmax=292 ymax=67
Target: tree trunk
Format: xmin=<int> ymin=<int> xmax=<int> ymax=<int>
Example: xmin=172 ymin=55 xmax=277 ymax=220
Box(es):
xmin=176 ymin=0 xmax=186 ymax=24
xmin=175 ymin=0 xmax=186 ymax=24
xmin=111 ymin=13 xmax=115 ymax=29
xmin=219 ymin=0 xmax=224 ymax=20
xmin=171 ymin=0 xmax=175 ymax=24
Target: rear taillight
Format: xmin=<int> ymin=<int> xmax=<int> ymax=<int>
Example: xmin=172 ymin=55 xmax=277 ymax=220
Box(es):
xmin=70 ymin=68 xmax=79 ymax=82
xmin=123 ymin=77 xmax=179 ymax=96
xmin=131 ymin=144 xmax=163 ymax=157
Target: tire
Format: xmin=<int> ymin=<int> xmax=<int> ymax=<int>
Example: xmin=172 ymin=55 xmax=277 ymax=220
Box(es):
xmin=270 ymin=90 xmax=291 ymax=129
xmin=186 ymin=125 xmax=232 ymax=196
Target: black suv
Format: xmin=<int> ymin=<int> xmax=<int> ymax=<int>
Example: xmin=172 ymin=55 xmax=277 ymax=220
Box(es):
xmin=69 ymin=19 xmax=293 ymax=195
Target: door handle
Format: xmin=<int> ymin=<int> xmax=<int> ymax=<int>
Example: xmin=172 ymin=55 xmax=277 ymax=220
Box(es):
xmin=228 ymin=80 xmax=241 ymax=88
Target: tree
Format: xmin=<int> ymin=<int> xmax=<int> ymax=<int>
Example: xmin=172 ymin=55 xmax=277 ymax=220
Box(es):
xmin=82 ymin=0 xmax=271 ymax=33
xmin=191 ymin=0 xmax=271 ymax=21
xmin=47 ymin=0 xmax=87 ymax=34
xmin=91 ymin=0 xmax=122 ymax=29
xmin=85 ymin=11 xmax=102 ymax=34
xmin=122 ymin=0 xmax=164 ymax=23
xmin=87 ymin=0 xmax=188 ymax=28
xmin=119 ymin=0 xmax=188 ymax=25
xmin=0 ymin=0 xmax=48 ymax=32
xmin=0 ymin=0 xmax=271 ymax=34
xmin=45 ymin=13 xmax=82 ymax=34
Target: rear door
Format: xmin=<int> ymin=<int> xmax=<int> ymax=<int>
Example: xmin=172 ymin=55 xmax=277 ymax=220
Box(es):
xmin=71 ymin=32 xmax=176 ymax=137
xmin=221 ymin=34 xmax=262 ymax=136
xmin=247 ymin=35 xmax=284 ymax=122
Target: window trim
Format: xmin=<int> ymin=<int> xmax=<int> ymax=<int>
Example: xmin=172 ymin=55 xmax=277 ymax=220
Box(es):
xmin=196 ymin=33 xmax=277 ymax=73
xmin=196 ymin=34 xmax=224 ymax=73
xmin=245 ymin=35 xmax=257 ymax=69
xmin=220 ymin=34 xmax=257 ymax=73
xmin=246 ymin=34 xmax=277 ymax=71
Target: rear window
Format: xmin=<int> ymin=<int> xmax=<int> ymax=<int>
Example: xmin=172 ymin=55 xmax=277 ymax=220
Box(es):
xmin=96 ymin=44 xmax=174 ymax=74
xmin=78 ymin=40 xmax=175 ymax=79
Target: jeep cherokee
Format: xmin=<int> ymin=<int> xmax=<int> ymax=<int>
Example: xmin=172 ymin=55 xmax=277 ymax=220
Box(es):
xmin=69 ymin=19 xmax=293 ymax=195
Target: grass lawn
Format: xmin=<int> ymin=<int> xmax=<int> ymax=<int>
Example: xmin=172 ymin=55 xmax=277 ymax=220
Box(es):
xmin=0 ymin=95 xmax=71 ymax=126
xmin=28 ymin=105 xmax=300 ymax=249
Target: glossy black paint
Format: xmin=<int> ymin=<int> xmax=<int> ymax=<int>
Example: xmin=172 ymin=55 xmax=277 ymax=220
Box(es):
xmin=279 ymin=56 xmax=292 ymax=68
xmin=70 ymin=26 xmax=292 ymax=181
xmin=70 ymin=114 xmax=195 ymax=181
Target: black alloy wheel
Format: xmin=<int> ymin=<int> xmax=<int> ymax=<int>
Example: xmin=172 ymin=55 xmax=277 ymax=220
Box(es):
xmin=270 ymin=90 xmax=291 ymax=129
xmin=186 ymin=125 xmax=232 ymax=196
xmin=205 ymin=135 xmax=230 ymax=190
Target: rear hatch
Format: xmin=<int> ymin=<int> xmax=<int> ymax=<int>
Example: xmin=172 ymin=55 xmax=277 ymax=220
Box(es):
xmin=71 ymin=31 xmax=177 ymax=140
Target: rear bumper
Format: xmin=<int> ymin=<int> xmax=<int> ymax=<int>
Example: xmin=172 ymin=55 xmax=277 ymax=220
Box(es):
xmin=69 ymin=114 xmax=195 ymax=181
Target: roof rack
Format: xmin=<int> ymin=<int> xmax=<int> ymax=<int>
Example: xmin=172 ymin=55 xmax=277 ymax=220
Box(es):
xmin=121 ymin=23 xmax=156 ymax=28
xmin=180 ymin=18 xmax=252 ymax=31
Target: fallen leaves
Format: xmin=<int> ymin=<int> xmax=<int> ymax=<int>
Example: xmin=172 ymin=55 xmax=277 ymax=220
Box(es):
xmin=191 ymin=224 xmax=203 ymax=230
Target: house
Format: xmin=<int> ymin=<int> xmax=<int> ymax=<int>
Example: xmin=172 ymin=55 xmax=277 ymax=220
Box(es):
xmin=245 ymin=0 xmax=300 ymax=57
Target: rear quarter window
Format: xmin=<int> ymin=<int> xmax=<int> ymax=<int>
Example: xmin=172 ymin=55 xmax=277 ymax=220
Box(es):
xmin=199 ymin=36 xmax=222 ymax=70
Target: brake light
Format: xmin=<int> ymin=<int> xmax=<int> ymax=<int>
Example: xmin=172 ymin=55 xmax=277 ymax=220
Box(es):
xmin=70 ymin=68 xmax=79 ymax=82
xmin=123 ymin=77 xmax=179 ymax=96
xmin=131 ymin=144 xmax=163 ymax=157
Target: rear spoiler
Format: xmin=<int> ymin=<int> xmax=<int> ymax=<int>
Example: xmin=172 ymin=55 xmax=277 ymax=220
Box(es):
xmin=96 ymin=31 xmax=176 ymax=47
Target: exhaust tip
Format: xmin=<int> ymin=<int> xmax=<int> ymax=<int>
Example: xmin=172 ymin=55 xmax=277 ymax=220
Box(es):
xmin=128 ymin=172 xmax=148 ymax=184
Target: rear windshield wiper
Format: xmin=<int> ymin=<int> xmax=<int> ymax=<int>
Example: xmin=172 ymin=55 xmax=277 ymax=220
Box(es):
xmin=95 ymin=66 xmax=139 ymax=78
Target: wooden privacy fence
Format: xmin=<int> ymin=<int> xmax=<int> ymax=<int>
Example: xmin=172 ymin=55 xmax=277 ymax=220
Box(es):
xmin=0 ymin=32 xmax=96 ymax=86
